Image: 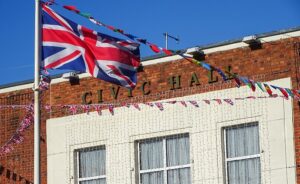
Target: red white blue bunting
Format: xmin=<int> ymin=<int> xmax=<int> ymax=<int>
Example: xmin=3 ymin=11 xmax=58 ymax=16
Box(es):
xmin=38 ymin=94 xmax=287 ymax=116
xmin=182 ymin=55 xmax=300 ymax=101
xmin=0 ymin=104 xmax=34 ymax=156
xmin=44 ymin=1 xmax=173 ymax=56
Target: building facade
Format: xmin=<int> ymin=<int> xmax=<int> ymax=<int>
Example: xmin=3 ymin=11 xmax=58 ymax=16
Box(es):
xmin=1 ymin=27 xmax=300 ymax=184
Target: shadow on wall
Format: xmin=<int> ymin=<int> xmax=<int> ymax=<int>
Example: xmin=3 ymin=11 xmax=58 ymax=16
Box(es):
xmin=0 ymin=164 xmax=33 ymax=184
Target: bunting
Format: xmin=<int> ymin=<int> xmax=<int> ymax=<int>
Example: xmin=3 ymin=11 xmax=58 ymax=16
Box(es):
xmin=0 ymin=93 xmax=293 ymax=112
xmin=181 ymin=55 xmax=300 ymax=101
xmin=45 ymin=1 xmax=173 ymax=56
xmin=0 ymin=104 xmax=34 ymax=156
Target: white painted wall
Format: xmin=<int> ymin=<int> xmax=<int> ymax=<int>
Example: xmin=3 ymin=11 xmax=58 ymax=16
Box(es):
xmin=47 ymin=77 xmax=296 ymax=184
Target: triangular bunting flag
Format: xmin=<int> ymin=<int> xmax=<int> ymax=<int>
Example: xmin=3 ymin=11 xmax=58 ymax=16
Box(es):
xmin=180 ymin=101 xmax=187 ymax=107
xmin=155 ymin=102 xmax=164 ymax=111
xmin=162 ymin=48 xmax=173 ymax=56
xmin=149 ymin=44 xmax=160 ymax=53
xmin=223 ymin=99 xmax=234 ymax=105
xmin=285 ymin=88 xmax=294 ymax=98
xmin=81 ymin=105 xmax=90 ymax=115
xmin=264 ymin=83 xmax=273 ymax=96
xmin=133 ymin=103 xmax=141 ymax=111
xmin=203 ymin=100 xmax=210 ymax=104
xmin=108 ymin=105 xmax=114 ymax=115
xmin=63 ymin=5 xmax=80 ymax=13
xmin=278 ymin=87 xmax=289 ymax=99
xmin=234 ymin=76 xmax=241 ymax=88
xmin=215 ymin=68 xmax=227 ymax=81
xmin=94 ymin=105 xmax=102 ymax=115
xmin=213 ymin=99 xmax=222 ymax=104
xmin=256 ymin=82 xmax=265 ymax=92
xmin=189 ymin=101 xmax=199 ymax=107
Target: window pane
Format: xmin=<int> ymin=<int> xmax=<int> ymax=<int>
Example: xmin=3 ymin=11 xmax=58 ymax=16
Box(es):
xmin=79 ymin=148 xmax=106 ymax=178
xmin=79 ymin=179 xmax=106 ymax=184
xmin=166 ymin=136 xmax=190 ymax=166
xmin=228 ymin=157 xmax=260 ymax=184
xmin=226 ymin=124 xmax=260 ymax=158
xmin=141 ymin=171 xmax=164 ymax=184
xmin=140 ymin=140 xmax=163 ymax=170
xmin=167 ymin=168 xmax=191 ymax=184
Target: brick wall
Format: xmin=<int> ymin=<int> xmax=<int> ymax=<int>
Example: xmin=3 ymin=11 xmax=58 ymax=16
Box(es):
xmin=0 ymin=37 xmax=300 ymax=183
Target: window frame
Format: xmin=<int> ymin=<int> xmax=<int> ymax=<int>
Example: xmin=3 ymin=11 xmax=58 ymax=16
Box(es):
xmin=223 ymin=122 xmax=261 ymax=184
xmin=137 ymin=134 xmax=191 ymax=184
xmin=75 ymin=146 xmax=106 ymax=184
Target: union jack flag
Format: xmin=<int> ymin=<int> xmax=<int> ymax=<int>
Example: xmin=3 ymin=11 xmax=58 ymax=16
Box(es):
xmin=41 ymin=5 xmax=140 ymax=89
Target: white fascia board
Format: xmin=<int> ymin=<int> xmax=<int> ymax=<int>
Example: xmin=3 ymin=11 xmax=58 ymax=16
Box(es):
xmin=0 ymin=83 xmax=33 ymax=94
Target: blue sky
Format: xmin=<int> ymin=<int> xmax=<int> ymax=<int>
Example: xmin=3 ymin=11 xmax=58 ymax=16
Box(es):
xmin=0 ymin=0 xmax=299 ymax=85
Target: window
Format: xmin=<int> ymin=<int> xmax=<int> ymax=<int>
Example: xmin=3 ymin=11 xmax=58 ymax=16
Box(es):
xmin=224 ymin=123 xmax=260 ymax=184
xmin=138 ymin=134 xmax=191 ymax=184
xmin=75 ymin=146 xmax=106 ymax=184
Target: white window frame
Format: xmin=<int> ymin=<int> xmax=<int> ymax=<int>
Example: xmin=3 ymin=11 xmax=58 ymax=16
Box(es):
xmin=75 ymin=146 xmax=106 ymax=184
xmin=223 ymin=123 xmax=260 ymax=184
xmin=137 ymin=134 xmax=191 ymax=184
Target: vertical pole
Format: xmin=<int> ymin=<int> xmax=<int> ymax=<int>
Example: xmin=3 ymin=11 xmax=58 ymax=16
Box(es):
xmin=34 ymin=0 xmax=41 ymax=184
xmin=165 ymin=32 xmax=168 ymax=50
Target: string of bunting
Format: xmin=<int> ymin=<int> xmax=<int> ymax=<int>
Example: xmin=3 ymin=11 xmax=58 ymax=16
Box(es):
xmin=42 ymin=0 xmax=300 ymax=100
xmin=43 ymin=0 xmax=173 ymax=56
xmin=0 ymin=75 xmax=51 ymax=156
xmin=180 ymin=54 xmax=300 ymax=101
xmin=42 ymin=94 xmax=286 ymax=116
xmin=0 ymin=104 xmax=34 ymax=156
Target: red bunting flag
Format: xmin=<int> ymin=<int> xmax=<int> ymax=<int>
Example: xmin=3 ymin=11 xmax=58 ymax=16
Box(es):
xmin=180 ymin=101 xmax=187 ymax=107
xmin=108 ymin=105 xmax=114 ymax=115
xmin=278 ymin=87 xmax=289 ymax=99
xmin=224 ymin=99 xmax=234 ymax=105
xmin=203 ymin=100 xmax=210 ymax=104
xmin=155 ymin=102 xmax=164 ymax=111
xmin=69 ymin=105 xmax=78 ymax=115
xmin=292 ymin=89 xmax=300 ymax=99
xmin=133 ymin=103 xmax=141 ymax=111
xmin=264 ymin=84 xmax=273 ymax=96
xmin=189 ymin=101 xmax=199 ymax=107
xmin=82 ymin=105 xmax=90 ymax=114
xmin=162 ymin=48 xmax=173 ymax=56
xmin=285 ymin=88 xmax=294 ymax=98
xmin=213 ymin=99 xmax=222 ymax=105
xmin=106 ymin=25 xmax=116 ymax=31
xmin=94 ymin=105 xmax=102 ymax=115
xmin=249 ymin=80 xmax=256 ymax=92
xmin=63 ymin=5 xmax=80 ymax=13
xmin=149 ymin=44 xmax=161 ymax=53
xmin=234 ymin=77 xmax=241 ymax=87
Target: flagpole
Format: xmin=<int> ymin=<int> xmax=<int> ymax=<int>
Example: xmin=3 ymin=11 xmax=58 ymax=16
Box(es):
xmin=34 ymin=0 xmax=41 ymax=184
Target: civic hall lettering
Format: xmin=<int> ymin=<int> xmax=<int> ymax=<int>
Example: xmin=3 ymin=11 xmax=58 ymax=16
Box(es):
xmin=82 ymin=66 xmax=236 ymax=104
